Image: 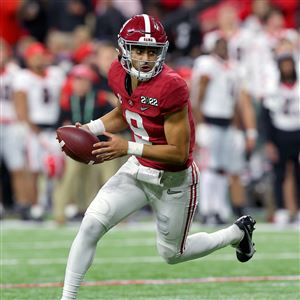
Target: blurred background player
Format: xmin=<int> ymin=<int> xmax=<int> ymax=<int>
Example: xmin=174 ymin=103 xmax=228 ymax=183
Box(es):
xmin=53 ymin=64 xmax=116 ymax=224
xmin=243 ymin=0 xmax=272 ymax=34
xmin=0 ymin=39 xmax=29 ymax=219
xmin=13 ymin=42 xmax=65 ymax=220
xmin=47 ymin=0 xmax=94 ymax=33
xmin=191 ymin=37 xmax=256 ymax=224
xmin=92 ymin=40 xmax=120 ymax=107
xmin=261 ymin=53 xmax=300 ymax=224
xmin=202 ymin=4 xmax=253 ymax=68
xmin=238 ymin=7 xmax=299 ymax=222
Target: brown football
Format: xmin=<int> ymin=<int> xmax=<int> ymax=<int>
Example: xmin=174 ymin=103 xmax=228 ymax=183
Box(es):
xmin=56 ymin=125 xmax=101 ymax=165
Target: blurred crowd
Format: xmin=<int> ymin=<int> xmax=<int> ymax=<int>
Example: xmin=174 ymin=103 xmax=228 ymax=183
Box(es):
xmin=0 ymin=0 xmax=299 ymax=225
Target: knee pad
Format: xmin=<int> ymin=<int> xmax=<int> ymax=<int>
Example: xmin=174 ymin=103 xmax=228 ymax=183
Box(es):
xmin=79 ymin=214 xmax=106 ymax=244
xmin=157 ymin=240 xmax=180 ymax=265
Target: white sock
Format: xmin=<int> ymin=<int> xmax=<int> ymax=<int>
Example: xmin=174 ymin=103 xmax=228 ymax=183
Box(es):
xmin=61 ymin=214 xmax=106 ymax=300
xmin=175 ymin=224 xmax=243 ymax=263
xmin=61 ymin=270 xmax=84 ymax=300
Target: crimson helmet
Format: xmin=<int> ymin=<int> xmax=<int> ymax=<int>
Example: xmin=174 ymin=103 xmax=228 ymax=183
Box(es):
xmin=118 ymin=14 xmax=169 ymax=81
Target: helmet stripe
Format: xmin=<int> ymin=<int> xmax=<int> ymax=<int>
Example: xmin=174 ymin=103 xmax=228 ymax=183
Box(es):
xmin=142 ymin=14 xmax=151 ymax=38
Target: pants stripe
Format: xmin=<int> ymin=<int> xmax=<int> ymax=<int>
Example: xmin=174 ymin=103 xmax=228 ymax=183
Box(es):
xmin=180 ymin=162 xmax=198 ymax=254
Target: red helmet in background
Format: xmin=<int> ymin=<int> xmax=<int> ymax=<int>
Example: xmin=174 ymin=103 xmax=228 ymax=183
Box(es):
xmin=118 ymin=14 xmax=169 ymax=81
xmin=24 ymin=42 xmax=48 ymax=60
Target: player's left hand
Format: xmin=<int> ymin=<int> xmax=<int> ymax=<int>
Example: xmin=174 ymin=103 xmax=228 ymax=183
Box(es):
xmin=92 ymin=131 xmax=128 ymax=162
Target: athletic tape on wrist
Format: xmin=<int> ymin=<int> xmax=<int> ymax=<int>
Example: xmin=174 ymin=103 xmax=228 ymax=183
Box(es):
xmin=127 ymin=141 xmax=144 ymax=157
xmin=87 ymin=119 xmax=105 ymax=135
xmin=246 ymin=128 xmax=258 ymax=139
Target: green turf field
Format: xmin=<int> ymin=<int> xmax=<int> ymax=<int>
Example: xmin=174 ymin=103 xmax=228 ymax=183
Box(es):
xmin=1 ymin=221 xmax=300 ymax=300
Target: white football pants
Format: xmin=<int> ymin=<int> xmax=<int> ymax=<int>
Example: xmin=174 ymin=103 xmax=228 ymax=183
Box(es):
xmin=61 ymin=156 xmax=243 ymax=299
xmin=86 ymin=156 xmax=199 ymax=259
xmin=86 ymin=156 xmax=241 ymax=262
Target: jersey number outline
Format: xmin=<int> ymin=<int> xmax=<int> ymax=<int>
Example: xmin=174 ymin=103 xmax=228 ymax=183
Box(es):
xmin=125 ymin=110 xmax=151 ymax=144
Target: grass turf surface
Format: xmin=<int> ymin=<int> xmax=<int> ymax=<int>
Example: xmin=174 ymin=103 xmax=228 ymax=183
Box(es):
xmin=1 ymin=221 xmax=299 ymax=299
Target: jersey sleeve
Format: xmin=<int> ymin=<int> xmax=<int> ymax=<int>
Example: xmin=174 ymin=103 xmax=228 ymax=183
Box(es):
xmin=195 ymin=56 xmax=215 ymax=78
xmin=12 ymin=71 xmax=30 ymax=92
xmin=263 ymin=92 xmax=280 ymax=112
xmin=160 ymin=76 xmax=189 ymax=115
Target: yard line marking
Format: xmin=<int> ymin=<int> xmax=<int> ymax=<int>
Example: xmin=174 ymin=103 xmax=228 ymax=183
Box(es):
xmin=4 ymin=234 xmax=296 ymax=250
xmin=1 ymin=220 xmax=299 ymax=232
xmin=1 ymin=253 xmax=299 ymax=266
xmin=0 ymin=259 xmax=18 ymax=265
xmin=1 ymin=275 xmax=299 ymax=289
xmin=3 ymin=239 xmax=155 ymax=249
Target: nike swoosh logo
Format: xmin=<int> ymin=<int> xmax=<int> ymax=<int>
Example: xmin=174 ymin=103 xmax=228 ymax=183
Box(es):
xmin=167 ymin=189 xmax=182 ymax=195
xmin=141 ymin=107 xmax=149 ymax=111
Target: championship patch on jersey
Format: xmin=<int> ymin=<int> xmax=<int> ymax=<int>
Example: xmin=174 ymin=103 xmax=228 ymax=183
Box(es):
xmin=140 ymin=95 xmax=158 ymax=106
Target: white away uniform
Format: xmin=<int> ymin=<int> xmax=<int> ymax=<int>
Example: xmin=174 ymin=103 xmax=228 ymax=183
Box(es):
xmin=0 ymin=62 xmax=25 ymax=171
xmin=191 ymin=54 xmax=245 ymax=221
xmin=12 ymin=66 xmax=65 ymax=172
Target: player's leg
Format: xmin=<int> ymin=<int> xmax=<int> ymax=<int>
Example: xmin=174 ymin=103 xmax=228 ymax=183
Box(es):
xmin=152 ymin=162 xmax=254 ymax=264
xmin=273 ymin=133 xmax=299 ymax=223
xmin=229 ymin=174 xmax=246 ymax=217
xmin=281 ymin=143 xmax=300 ymax=223
xmin=61 ymin=214 xmax=105 ymax=300
xmin=227 ymin=128 xmax=247 ymax=218
xmin=3 ymin=147 xmax=26 ymax=208
xmin=3 ymin=123 xmax=29 ymax=218
xmin=273 ymin=150 xmax=287 ymax=222
xmin=23 ymin=130 xmax=45 ymax=220
xmin=61 ymin=158 xmax=148 ymax=300
xmin=200 ymin=168 xmax=229 ymax=223
xmin=293 ymin=156 xmax=300 ymax=210
xmin=197 ymin=125 xmax=231 ymax=223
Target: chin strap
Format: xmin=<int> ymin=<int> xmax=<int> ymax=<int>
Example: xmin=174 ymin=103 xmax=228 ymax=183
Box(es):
xmin=130 ymin=67 xmax=154 ymax=81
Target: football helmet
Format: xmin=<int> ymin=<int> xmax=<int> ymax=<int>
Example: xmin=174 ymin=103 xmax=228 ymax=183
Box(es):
xmin=118 ymin=14 xmax=169 ymax=81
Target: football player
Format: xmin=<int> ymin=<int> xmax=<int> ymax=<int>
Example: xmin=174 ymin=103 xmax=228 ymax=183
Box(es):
xmin=190 ymin=37 xmax=257 ymax=223
xmin=0 ymin=39 xmax=28 ymax=218
xmin=13 ymin=42 xmax=65 ymax=219
xmin=262 ymin=53 xmax=300 ymax=223
xmin=60 ymin=15 xmax=256 ymax=300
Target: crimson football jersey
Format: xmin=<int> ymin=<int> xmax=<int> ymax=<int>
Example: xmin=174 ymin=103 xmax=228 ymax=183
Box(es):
xmin=108 ymin=60 xmax=195 ymax=171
